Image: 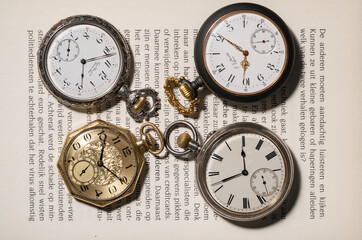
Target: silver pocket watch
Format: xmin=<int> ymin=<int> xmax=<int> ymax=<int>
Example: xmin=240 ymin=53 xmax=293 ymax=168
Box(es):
xmin=38 ymin=15 xmax=159 ymax=122
xmin=165 ymin=120 xmax=294 ymax=221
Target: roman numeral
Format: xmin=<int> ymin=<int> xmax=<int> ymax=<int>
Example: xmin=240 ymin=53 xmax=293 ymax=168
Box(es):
xmin=266 ymin=151 xmax=277 ymax=160
xmin=214 ymin=185 xmax=223 ymax=193
xmin=211 ymin=153 xmax=223 ymax=161
xmin=227 ymin=194 xmax=234 ymax=206
xmin=125 ymin=164 xmax=133 ymax=169
xmin=243 ymin=198 xmax=250 ymax=209
xmin=257 ymin=195 xmax=267 ymax=204
xmin=225 ymin=141 xmax=232 ymax=151
xmin=255 ymin=139 xmax=264 ymax=150
xmin=105 ymin=60 xmax=112 ymax=68
xmin=208 ymin=172 xmax=219 ymax=176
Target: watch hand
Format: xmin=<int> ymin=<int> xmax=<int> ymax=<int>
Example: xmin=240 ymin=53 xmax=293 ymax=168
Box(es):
xmin=241 ymin=52 xmax=250 ymax=81
xmin=211 ymin=172 xmax=244 ymax=186
xmin=79 ymin=163 xmax=91 ymax=176
xmin=262 ymin=175 xmax=269 ymax=194
xmin=67 ymin=39 xmax=71 ymax=57
xmin=218 ymin=33 xmax=248 ymax=56
xmin=241 ymin=146 xmax=248 ymax=175
xmin=97 ymin=139 xmax=106 ymax=167
xmin=85 ymin=52 xmax=117 ymax=63
xmin=251 ymin=40 xmax=270 ymax=44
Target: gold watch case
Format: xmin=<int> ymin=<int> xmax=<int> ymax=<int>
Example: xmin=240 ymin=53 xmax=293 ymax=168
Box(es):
xmin=58 ymin=120 xmax=151 ymax=208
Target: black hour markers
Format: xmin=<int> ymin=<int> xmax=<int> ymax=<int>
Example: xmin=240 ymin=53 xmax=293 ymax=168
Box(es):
xmin=207 ymin=53 xmax=220 ymax=55
xmin=257 ymin=195 xmax=267 ymax=204
xmin=211 ymin=153 xmax=223 ymax=161
xmin=266 ymin=151 xmax=277 ymax=160
xmin=225 ymin=141 xmax=232 ymax=151
xmin=243 ymin=198 xmax=250 ymax=209
xmin=255 ymin=139 xmax=264 ymax=150
xmin=214 ymin=185 xmax=223 ymax=193
xmin=208 ymin=172 xmax=219 ymax=176
xmin=273 ymin=168 xmax=281 ymax=172
xmin=227 ymin=194 xmax=234 ymax=206
xmin=125 ymin=164 xmax=133 ymax=169
xmin=228 ymin=74 xmax=235 ymax=83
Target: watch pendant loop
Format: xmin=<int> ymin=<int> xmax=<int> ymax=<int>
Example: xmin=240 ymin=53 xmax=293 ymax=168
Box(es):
xmin=164 ymin=76 xmax=201 ymax=116
xmin=164 ymin=120 xmax=199 ymax=157
xmin=138 ymin=122 xmax=165 ymax=155
xmin=119 ymin=86 xmax=161 ymax=122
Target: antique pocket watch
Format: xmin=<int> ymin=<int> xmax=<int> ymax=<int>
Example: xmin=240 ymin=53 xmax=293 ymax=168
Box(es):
xmin=165 ymin=121 xmax=294 ymax=221
xmin=164 ymin=3 xmax=295 ymax=115
xmin=58 ymin=120 xmax=164 ymax=207
xmin=38 ymin=15 xmax=159 ymax=121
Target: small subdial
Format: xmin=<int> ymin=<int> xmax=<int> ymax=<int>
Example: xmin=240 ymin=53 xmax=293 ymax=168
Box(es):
xmin=251 ymin=29 xmax=276 ymax=54
xmin=56 ymin=39 xmax=80 ymax=62
xmin=69 ymin=159 xmax=98 ymax=185
xmin=250 ymin=168 xmax=278 ymax=197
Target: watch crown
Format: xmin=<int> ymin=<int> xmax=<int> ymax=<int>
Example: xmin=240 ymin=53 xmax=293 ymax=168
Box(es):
xmin=179 ymin=84 xmax=193 ymax=100
xmin=177 ymin=132 xmax=191 ymax=149
xmin=132 ymin=96 xmax=147 ymax=111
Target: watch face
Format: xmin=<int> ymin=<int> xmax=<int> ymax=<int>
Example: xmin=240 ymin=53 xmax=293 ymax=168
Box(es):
xmin=60 ymin=124 xmax=138 ymax=205
xmin=195 ymin=3 xmax=294 ymax=102
xmin=196 ymin=123 xmax=293 ymax=221
xmin=38 ymin=15 xmax=130 ymax=107
xmin=206 ymin=133 xmax=285 ymax=213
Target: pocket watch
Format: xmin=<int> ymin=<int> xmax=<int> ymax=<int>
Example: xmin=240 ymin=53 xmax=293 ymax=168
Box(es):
xmin=57 ymin=120 xmax=164 ymax=208
xmin=38 ymin=15 xmax=160 ymax=122
xmin=164 ymin=121 xmax=294 ymax=221
xmin=164 ymin=3 xmax=295 ymax=115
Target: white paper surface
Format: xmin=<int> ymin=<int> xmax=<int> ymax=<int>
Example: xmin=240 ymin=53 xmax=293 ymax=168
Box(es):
xmin=0 ymin=0 xmax=361 ymax=239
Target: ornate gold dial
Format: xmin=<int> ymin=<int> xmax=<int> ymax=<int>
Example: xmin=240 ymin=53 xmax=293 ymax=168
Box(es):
xmin=58 ymin=120 xmax=145 ymax=207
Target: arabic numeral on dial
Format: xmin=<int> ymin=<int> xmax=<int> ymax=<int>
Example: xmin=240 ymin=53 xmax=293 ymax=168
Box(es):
xmin=108 ymin=186 xmax=117 ymax=194
xmin=95 ymin=190 xmax=103 ymax=197
xmin=63 ymin=78 xmax=70 ymax=86
xmin=216 ymin=63 xmax=225 ymax=73
xmin=83 ymin=133 xmax=92 ymax=141
xmin=257 ymin=74 xmax=264 ymax=81
xmin=97 ymin=130 xmax=107 ymax=141
xmin=73 ymin=142 xmax=81 ymax=150
xmin=83 ymin=31 xmax=90 ymax=40
xmin=122 ymin=146 xmax=132 ymax=157
xmin=213 ymin=34 xmax=224 ymax=42
xmin=80 ymin=185 xmax=89 ymax=192
xmin=103 ymin=46 xmax=111 ymax=55
xmin=99 ymin=71 xmax=107 ymax=80
xmin=243 ymin=78 xmax=250 ymax=86
xmin=224 ymin=20 xmax=234 ymax=32
xmin=105 ymin=60 xmax=112 ymax=68
xmin=120 ymin=176 xmax=128 ymax=185
xmin=267 ymin=63 xmax=275 ymax=70
xmin=96 ymin=37 xmax=103 ymax=44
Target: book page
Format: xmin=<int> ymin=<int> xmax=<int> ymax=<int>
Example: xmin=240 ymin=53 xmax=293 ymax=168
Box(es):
xmin=0 ymin=0 xmax=361 ymax=239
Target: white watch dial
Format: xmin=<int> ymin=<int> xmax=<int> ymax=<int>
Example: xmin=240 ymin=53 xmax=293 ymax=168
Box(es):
xmin=205 ymin=133 xmax=285 ymax=213
xmin=46 ymin=24 xmax=122 ymax=101
xmin=204 ymin=12 xmax=287 ymax=95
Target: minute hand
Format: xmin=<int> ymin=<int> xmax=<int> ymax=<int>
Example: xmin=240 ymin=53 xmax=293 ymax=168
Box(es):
xmin=211 ymin=172 xmax=244 ymax=186
xmin=85 ymin=52 xmax=117 ymax=62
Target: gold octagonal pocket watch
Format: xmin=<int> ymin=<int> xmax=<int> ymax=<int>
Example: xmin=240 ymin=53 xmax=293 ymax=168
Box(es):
xmin=58 ymin=120 xmax=164 ymax=208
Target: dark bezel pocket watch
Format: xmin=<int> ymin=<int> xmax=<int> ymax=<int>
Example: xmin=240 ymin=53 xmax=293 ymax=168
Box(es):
xmin=164 ymin=3 xmax=295 ymax=115
xmin=165 ymin=121 xmax=294 ymax=221
xmin=58 ymin=120 xmax=164 ymax=208
xmin=38 ymin=15 xmax=160 ymax=121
